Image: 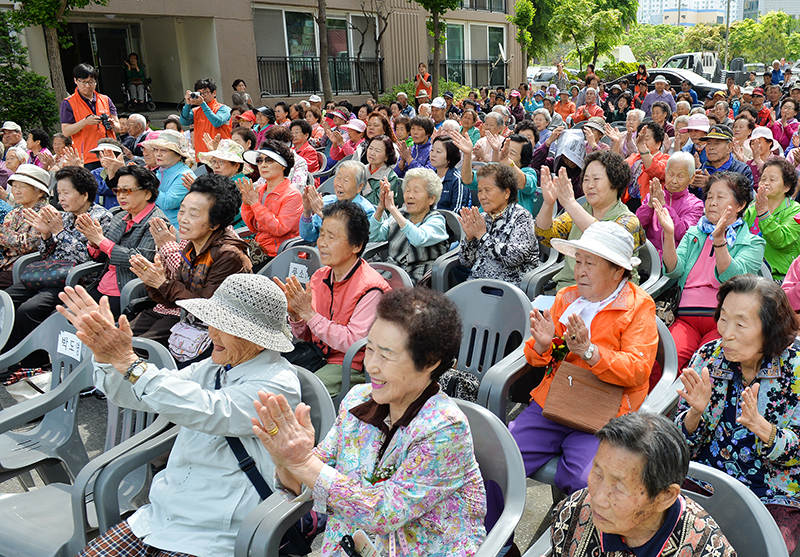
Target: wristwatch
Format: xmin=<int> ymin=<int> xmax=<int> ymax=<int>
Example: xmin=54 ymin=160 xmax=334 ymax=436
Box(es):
xmin=124 ymin=357 xmax=147 ymax=384
xmin=582 ymin=344 xmax=596 ymax=362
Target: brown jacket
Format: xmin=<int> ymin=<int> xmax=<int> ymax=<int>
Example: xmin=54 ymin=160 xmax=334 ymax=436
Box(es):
xmin=147 ymin=227 xmax=251 ymax=307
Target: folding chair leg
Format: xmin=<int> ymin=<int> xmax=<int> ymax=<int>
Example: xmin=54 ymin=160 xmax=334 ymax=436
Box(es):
xmin=36 ymin=461 xmax=72 ymax=485
xmin=15 ymin=471 xmax=35 ymax=491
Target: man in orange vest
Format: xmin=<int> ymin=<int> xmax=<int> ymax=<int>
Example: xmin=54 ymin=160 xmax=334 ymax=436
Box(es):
xmin=60 ymin=63 xmax=120 ymax=170
xmin=179 ymin=77 xmax=232 ymax=163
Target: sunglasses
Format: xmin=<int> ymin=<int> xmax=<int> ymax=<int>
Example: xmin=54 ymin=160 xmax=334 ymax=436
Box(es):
xmin=112 ymin=186 xmax=143 ymax=195
xmin=255 ymin=156 xmax=277 ymax=165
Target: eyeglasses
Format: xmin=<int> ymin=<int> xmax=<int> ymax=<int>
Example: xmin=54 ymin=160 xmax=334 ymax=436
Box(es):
xmin=77 ymin=79 xmax=97 ymax=86
xmin=112 ymin=186 xmax=143 ymax=195
xmin=255 ymin=156 xmax=277 ymax=165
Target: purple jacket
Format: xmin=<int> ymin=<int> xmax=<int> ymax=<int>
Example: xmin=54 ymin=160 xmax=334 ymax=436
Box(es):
xmin=636 ymin=188 xmax=704 ymax=260
xmin=395 ymin=140 xmax=433 ymax=178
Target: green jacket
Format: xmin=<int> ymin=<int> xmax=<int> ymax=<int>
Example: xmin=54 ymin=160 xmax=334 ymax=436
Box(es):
xmin=664 ymin=222 xmax=765 ymax=290
xmin=743 ymin=198 xmax=800 ymax=280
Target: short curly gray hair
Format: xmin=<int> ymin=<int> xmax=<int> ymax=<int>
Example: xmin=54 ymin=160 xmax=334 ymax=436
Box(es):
xmin=336 ymin=160 xmax=369 ymax=190
xmin=533 ymin=108 xmax=551 ymax=124
xmin=403 ymin=167 xmax=443 ymax=207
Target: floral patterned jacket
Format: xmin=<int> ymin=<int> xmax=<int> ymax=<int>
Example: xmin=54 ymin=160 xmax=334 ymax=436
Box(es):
xmin=677 ymin=339 xmax=800 ymax=508
xmin=0 ymin=199 xmax=48 ymax=271
xmin=38 ymin=203 xmax=112 ymax=264
xmin=304 ymin=383 xmax=486 ymax=557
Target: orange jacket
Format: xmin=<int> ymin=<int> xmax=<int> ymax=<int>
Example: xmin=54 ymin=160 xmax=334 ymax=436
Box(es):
xmin=66 ymin=90 xmax=115 ymax=164
xmin=525 ymin=282 xmax=658 ymax=417
xmin=240 ymin=178 xmax=302 ymax=257
xmin=192 ymin=99 xmax=232 ymax=160
xmin=625 ymin=150 xmax=668 ymax=200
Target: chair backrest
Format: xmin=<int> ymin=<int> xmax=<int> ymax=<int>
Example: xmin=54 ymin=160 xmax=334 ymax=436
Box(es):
xmin=0 ymin=290 xmax=14 ymax=353
xmin=315 ymin=151 xmax=326 ymax=170
xmin=760 ymin=261 xmax=772 ymax=279
xmin=295 ymin=366 xmax=337 ymax=444
xmin=685 ymin=461 xmax=789 ymax=557
xmin=370 ymin=262 xmax=414 ymax=289
xmin=438 ymin=209 xmax=465 ymax=245
xmin=258 ymin=246 xmax=321 ymax=284
xmin=318 ymin=176 xmax=335 ymax=195
xmin=456 ymin=400 xmax=527 ymax=557
xmin=639 ymin=316 xmax=680 ymax=414
xmin=104 ymin=338 xmax=178 ymax=451
xmin=638 ymin=239 xmax=661 ymax=294
xmin=446 ymin=279 xmax=532 ymax=379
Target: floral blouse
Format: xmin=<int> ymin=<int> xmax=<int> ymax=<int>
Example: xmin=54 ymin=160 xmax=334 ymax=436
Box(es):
xmin=0 ymin=199 xmax=48 ymax=271
xmin=677 ymin=339 xmax=800 ymax=508
xmin=305 ymin=383 xmax=486 ymax=557
xmin=38 ymin=203 xmax=112 ymax=264
xmin=459 ymin=202 xmax=539 ymax=288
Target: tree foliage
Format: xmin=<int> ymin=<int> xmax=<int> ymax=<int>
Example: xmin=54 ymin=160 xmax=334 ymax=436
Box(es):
xmin=597 ymin=0 xmax=638 ymax=28
xmin=0 ymin=12 xmax=59 ymax=132
xmin=682 ymin=23 xmax=725 ymax=53
xmin=527 ymin=0 xmax=557 ymax=62
xmin=627 ymin=24 xmax=685 ymax=66
xmin=410 ymin=0 xmax=460 ymax=97
xmin=507 ymin=0 xmax=535 ymax=68
xmin=551 ymin=0 xmax=623 ymax=69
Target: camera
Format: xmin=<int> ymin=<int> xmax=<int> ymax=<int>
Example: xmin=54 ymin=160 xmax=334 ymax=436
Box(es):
xmin=99 ymin=113 xmax=114 ymax=131
xmin=190 ymin=92 xmax=201 ymax=100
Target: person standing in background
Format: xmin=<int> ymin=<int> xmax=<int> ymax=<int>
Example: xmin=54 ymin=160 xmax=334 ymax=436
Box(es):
xmin=180 ymin=77 xmax=232 ymax=163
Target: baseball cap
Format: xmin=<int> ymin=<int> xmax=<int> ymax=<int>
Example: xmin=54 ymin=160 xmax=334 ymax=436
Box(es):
xmin=431 ymin=97 xmax=447 ymax=109
xmin=752 ymin=87 xmax=766 ymax=97
xmin=699 ymin=124 xmax=733 ymax=142
xmin=309 ymin=94 xmax=322 ymax=103
xmin=533 ymin=90 xmax=543 ymax=98
xmin=653 ymin=76 xmax=669 ymax=85
xmin=678 ymin=114 xmax=710 ymax=134
xmin=443 ymin=91 xmax=454 ymax=99
xmin=415 ymin=90 xmax=429 ymax=99
xmin=237 ymin=111 xmax=256 ymax=123
xmin=1 ymin=121 xmax=21 ymax=132
xmin=713 ymin=90 xmax=727 ymax=97
xmin=509 ymin=90 xmax=521 ymax=98
xmin=610 ymin=84 xmax=622 ymax=91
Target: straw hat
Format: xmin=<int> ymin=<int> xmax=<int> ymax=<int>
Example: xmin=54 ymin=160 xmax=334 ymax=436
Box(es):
xmin=177 ymin=274 xmax=294 ymax=352
xmin=584 ymin=117 xmax=607 ymax=135
xmin=141 ymin=129 xmax=191 ymax=159
xmin=9 ymin=164 xmax=51 ymax=194
xmin=551 ymin=221 xmax=641 ymax=270
xmin=198 ymin=139 xmax=247 ymax=167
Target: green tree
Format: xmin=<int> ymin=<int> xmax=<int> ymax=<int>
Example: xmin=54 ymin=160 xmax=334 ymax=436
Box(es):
xmin=0 ymin=13 xmax=59 ymax=132
xmin=597 ymin=0 xmax=638 ymax=28
xmin=507 ymin=0 xmax=535 ymax=75
xmin=10 ymin=0 xmax=109 ymax=101
xmin=626 ymin=24 xmax=685 ymax=66
xmin=411 ymin=0 xmax=460 ymax=98
xmin=756 ymin=11 xmax=792 ymax=64
xmin=551 ymin=0 xmax=623 ymax=69
xmin=682 ymin=23 xmax=725 ymax=53
xmin=526 ymin=0 xmax=558 ymax=62
xmin=727 ymin=18 xmax=759 ymax=61
xmin=788 ymin=32 xmax=800 ymax=61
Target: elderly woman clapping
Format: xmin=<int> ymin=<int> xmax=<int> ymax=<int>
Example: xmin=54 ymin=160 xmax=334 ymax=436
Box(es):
xmin=64 ymin=275 xmax=301 ymax=557
xmin=676 ymin=275 xmax=800 ymax=553
xmin=369 ymin=168 xmax=449 ymax=284
xmin=252 ymin=288 xmax=487 ymax=557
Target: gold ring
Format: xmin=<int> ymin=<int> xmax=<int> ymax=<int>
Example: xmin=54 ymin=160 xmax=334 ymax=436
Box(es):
xmin=267 ymin=424 xmax=279 ymax=436
xmin=571 ymin=334 xmax=576 ymax=340
xmin=143 ymin=265 xmax=148 ymax=271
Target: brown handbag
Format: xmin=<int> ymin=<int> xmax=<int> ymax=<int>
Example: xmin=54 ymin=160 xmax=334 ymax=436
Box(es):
xmin=542 ymin=361 xmax=624 ymax=434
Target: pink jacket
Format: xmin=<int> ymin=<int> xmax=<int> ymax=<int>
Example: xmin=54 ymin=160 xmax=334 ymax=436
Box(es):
xmin=771 ymin=119 xmax=799 ymax=150
xmin=782 ymin=254 xmax=800 ymax=312
xmin=637 ymin=188 xmax=704 ymax=259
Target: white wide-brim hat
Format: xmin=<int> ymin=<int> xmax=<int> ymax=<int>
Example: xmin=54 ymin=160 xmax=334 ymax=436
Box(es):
xmin=9 ymin=163 xmax=51 ymax=194
xmin=551 ymin=221 xmax=641 ymax=270
xmin=744 ymin=126 xmax=782 ymax=154
xmin=177 ymin=274 xmax=295 ymax=352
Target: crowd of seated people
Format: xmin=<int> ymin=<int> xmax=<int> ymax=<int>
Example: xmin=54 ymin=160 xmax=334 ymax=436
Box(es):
xmin=5 ymin=57 xmax=800 ymax=556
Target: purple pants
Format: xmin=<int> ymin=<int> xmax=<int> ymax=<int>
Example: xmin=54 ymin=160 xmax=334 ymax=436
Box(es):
xmin=485 ymin=402 xmax=600 ymax=539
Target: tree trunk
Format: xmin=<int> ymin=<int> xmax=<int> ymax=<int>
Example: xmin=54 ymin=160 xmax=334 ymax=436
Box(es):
xmin=592 ymin=40 xmax=599 ymax=67
xmin=431 ymin=12 xmax=441 ymax=98
xmin=316 ymin=0 xmax=334 ymax=103
xmin=44 ymin=25 xmax=68 ymax=101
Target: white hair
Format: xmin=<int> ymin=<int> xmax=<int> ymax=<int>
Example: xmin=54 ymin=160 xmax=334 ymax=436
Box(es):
xmin=487 ymin=109 xmax=507 ymax=127
xmin=128 ymin=113 xmax=146 ymax=128
xmin=6 ymin=146 xmax=26 ymax=163
xmin=627 ymin=109 xmax=645 ymax=124
xmin=533 ymin=108 xmax=551 ymax=123
xmin=676 ymin=101 xmax=691 ymax=112
xmin=666 ymin=151 xmax=696 ymax=175
xmin=404 ymin=167 xmax=443 ymax=206
xmin=440 ymin=120 xmax=460 ymax=132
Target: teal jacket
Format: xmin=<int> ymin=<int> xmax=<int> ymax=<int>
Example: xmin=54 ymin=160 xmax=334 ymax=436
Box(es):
xmin=664 ymin=223 xmax=765 ymax=290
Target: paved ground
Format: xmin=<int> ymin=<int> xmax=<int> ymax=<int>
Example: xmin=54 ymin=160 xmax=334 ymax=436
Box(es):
xmin=0 ymin=389 xmax=555 ymax=554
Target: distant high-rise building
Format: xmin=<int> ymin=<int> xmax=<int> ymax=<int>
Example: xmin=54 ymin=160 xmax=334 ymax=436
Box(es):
xmin=744 ymin=0 xmax=800 ymax=19
xmin=638 ymin=0 xmax=743 ymax=25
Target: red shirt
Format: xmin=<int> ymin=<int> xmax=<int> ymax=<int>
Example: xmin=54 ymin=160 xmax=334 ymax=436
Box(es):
xmin=295 ymin=141 xmax=320 ymax=173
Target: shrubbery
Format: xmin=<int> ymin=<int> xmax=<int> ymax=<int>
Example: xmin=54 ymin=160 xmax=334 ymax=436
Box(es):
xmin=379 ymin=78 xmax=474 ymax=105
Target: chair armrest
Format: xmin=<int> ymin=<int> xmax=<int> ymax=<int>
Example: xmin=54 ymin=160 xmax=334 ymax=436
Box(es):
xmin=66 ymin=261 xmax=105 ymax=287
xmin=522 ymin=528 xmax=553 ymax=557
xmin=234 ymin=226 xmax=256 ymax=238
xmin=640 ymin=377 xmax=683 ymax=415
xmin=234 ymin=495 xmax=314 ymax=557
xmin=478 ymin=348 xmax=531 ymax=423
xmin=335 ymin=337 xmax=368 ymax=410
xmin=11 ymin=252 xmax=43 ymax=283
xmin=523 ymin=262 xmax=564 ymax=299
xmin=66 ymin=415 xmax=174 ymax=555
xmin=431 ymin=249 xmax=461 ymax=292
xmin=647 ymin=275 xmax=676 ymax=300
xmin=362 ymin=241 xmax=388 ymax=261
xmin=0 ymin=360 xmax=94 ymax=433
xmin=120 ymin=278 xmax=146 ymax=314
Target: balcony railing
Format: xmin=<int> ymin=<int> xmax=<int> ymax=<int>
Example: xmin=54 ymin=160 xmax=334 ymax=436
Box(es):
xmin=428 ymin=59 xmax=508 ymax=88
xmin=257 ymin=56 xmax=384 ymax=97
xmin=458 ymin=0 xmax=507 ymax=13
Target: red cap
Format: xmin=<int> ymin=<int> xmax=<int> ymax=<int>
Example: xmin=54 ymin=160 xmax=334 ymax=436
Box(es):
xmin=752 ymin=87 xmax=765 ymax=97
xmin=237 ymin=111 xmax=256 ymax=123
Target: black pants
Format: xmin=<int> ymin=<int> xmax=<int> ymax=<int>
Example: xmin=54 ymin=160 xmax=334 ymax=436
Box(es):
xmin=129 ymin=308 xmax=180 ymax=347
xmin=84 ymin=285 xmax=121 ymax=318
xmin=4 ymin=283 xmax=62 ymax=368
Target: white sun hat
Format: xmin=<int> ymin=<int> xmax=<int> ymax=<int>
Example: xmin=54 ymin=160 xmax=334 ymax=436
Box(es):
xmin=177 ymin=274 xmax=295 ymax=352
xmin=551 ymin=221 xmax=641 ymax=270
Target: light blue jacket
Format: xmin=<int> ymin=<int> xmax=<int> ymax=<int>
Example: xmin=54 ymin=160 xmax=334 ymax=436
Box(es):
xmin=156 ymin=162 xmax=193 ymax=228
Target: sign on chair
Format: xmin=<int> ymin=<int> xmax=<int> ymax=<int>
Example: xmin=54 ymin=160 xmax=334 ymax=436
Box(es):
xmin=57 ymin=331 xmax=83 ymax=361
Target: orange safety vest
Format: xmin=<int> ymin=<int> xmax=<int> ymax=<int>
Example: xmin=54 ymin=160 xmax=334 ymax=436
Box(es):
xmin=192 ymin=99 xmax=232 ymax=161
xmin=66 ymin=89 xmax=115 ymax=164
